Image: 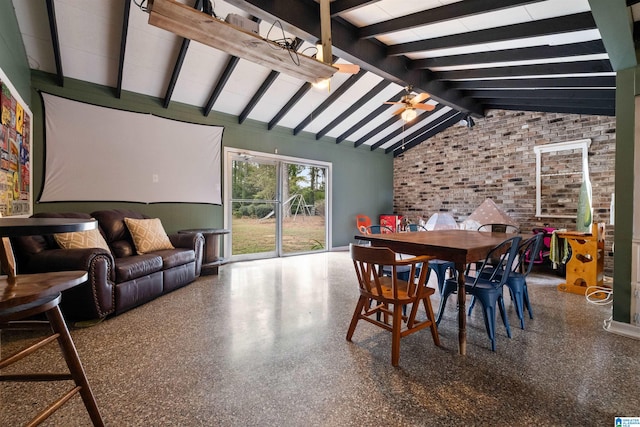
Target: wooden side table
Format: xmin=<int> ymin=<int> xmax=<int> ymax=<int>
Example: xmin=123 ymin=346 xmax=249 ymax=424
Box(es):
xmin=556 ymin=223 xmax=606 ymax=298
xmin=179 ymin=228 xmax=230 ymax=275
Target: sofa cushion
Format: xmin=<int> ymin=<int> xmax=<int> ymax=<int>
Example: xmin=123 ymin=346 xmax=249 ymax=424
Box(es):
xmin=54 ymin=227 xmax=111 ymax=253
xmin=153 ymin=248 xmax=195 ymax=269
xmin=110 ymin=240 xmax=135 ymax=258
xmin=124 ymin=217 xmax=174 ymax=254
xmin=91 ymin=209 xmax=146 ymax=243
xmin=114 ymin=254 xmax=163 ymax=282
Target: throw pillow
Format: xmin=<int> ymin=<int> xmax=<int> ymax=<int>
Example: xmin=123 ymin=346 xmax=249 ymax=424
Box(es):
xmin=124 ymin=217 xmax=174 ymax=254
xmin=54 ymin=227 xmax=111 ymax=253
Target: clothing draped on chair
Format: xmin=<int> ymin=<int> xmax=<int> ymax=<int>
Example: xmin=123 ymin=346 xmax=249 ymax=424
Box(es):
xmin=347 ymin=244 xmax=440 ymax=366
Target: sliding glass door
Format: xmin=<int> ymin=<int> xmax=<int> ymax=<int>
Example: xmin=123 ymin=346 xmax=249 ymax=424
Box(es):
xmin=224 ymin=148 xmax=331 ymax=261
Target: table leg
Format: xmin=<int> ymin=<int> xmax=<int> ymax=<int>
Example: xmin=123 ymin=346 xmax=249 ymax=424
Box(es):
xmin=456 ymin=261 xmax=466 ymax=355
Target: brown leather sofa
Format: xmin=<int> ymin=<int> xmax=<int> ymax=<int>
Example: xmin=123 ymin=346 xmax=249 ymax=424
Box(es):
xmin=11 ymin=209 xmax=204 ymax=321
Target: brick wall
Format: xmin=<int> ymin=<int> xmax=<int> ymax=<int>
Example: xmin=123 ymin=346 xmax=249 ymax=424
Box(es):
xmin=393 ymin=109 xmax=616 ymax=275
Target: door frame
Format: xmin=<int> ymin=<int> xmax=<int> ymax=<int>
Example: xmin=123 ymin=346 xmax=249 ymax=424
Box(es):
xmin=223 ymin=147 xmax=332 ymax=260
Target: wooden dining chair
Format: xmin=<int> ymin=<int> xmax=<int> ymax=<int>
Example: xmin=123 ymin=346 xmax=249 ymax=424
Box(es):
xmin=347 ymin=244 xmax=440 ymax=366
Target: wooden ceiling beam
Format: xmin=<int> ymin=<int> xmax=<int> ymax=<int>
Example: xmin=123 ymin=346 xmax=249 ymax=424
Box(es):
xmin=388 ymin=110 xmax=463 ymax=155
xmin=450 ymin=76 xmax=616 ymax=89
xmin=387 ymin=12 xmax=596 ymax=56
xmin=359 ymin=0 xmax=537 ymax=39
xmin=268 ymin=83 xmax=312 ymax=130
xmin=434 ymin=60 xmax=613 ymax=80
xmin=483 ymin=103 xmax=614 ymax=116
xmin=465 ymin=89 xmax=615 ymax=100
xmin=410 ymin=40 xmax=607 ymax=69
xmin=478 ymin=97 xmax=615 ymax=110
xmin=147 ymin=0 xmax=337 ymax=83
xmin=45 ymin=0 xmax=64 ymax=87
xmin=315 ymin=79 xmax=391 ymax=140
xmin=330 ymin=0 xmax=380 ymax=17
xmin=239 ymin=39 xmax=302 ymax=124
xmin=116 ymin=0 xmax=132 ymax=98
xmin=335 ymin=89 xmax=405 ymax=144
xmin=293 ymin=69 xmax=367 ymax=135
xmin=203 ymin=56 xmax=240 ymax=116
xmin=369 ymin=104 xmax=445 ymax=150
xmin=163 ymin=0 xmax=201 ymax=108
xmin=224 ymin=0 xmax=484 ymax=116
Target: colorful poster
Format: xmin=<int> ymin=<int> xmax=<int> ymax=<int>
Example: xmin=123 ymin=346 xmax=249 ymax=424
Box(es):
xmin=0 ymin=71 xmax=32 ymax=217
xmin=15 ymin=102 xmax=24 ymax=134
xmin=0 ymin=83 xmax=10 ymax=126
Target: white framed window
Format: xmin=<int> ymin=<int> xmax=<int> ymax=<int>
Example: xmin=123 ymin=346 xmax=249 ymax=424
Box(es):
xmin=533 ymin=139 xmax=591 ymax=218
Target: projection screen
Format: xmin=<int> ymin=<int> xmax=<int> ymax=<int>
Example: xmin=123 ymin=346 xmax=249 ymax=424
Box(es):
xmin=40 ymin=93 xmax=223 ymax=204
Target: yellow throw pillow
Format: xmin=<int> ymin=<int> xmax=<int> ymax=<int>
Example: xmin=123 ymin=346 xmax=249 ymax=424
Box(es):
xmin=124 ymin=217 xmax=174 ymax=254
xmin=54 ymin=227 xmax=111 ymax=253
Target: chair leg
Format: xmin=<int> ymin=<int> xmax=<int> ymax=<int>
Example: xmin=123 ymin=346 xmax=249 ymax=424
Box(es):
xmin=523 ymin=285 xmax=534 ymax=319
xmin=479 ymin=303 xmax=497 ymax=352
xmin=497 ymin=296 xmax=512 ymax=339
xmin=436 ymin=280 xmax=456 ymax=325
xmin=346 ymin=296 xmax=367 ymax=341
xmin=421 ymin=297 xmax=440 ymax=346
xmin=391 ymin=303 xmax=402 ymax=367
xmin=512 ymin=288 xmax=525 ymax=329
xmin=467 ymin=296 xmax=477 ymax=316
xmin=46 ymin=305 xmax=105 ymax=427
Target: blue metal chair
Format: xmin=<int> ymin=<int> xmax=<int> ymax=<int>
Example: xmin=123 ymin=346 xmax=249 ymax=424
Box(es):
xmin=469 ymin=234 xmax=543 ymax=329
xmin=439 ymin=236 xmax=522 ymax=351
xmin=366 ymin=225 xmax=393 ymax=235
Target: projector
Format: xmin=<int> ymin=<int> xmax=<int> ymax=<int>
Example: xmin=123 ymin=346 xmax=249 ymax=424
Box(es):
xmin=225 ymin=14 xmax=259 ymax=34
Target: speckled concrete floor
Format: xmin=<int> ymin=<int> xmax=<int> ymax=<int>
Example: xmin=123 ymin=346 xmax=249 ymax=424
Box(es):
xmin=0 ymin=251 xmax=637 ymax=426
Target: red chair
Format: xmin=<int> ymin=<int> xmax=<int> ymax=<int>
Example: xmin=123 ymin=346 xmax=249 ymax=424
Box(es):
xmin=355 ymin=214 xmax=372 ymax=234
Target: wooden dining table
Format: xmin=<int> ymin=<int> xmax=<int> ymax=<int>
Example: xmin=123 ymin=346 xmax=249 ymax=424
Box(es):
xmin=355 ymin=229 xmax=517 ymax=355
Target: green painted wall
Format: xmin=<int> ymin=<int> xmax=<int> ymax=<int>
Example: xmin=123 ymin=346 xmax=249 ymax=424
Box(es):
xmin=0 ymin=0 xmax=30 ymax=103
xmin=29 ymin=71 xmax=393 ymax=246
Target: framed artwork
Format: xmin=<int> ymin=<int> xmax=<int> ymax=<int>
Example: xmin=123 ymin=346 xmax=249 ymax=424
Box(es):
xmin=0 ymin=66 xmax=32 ymax=217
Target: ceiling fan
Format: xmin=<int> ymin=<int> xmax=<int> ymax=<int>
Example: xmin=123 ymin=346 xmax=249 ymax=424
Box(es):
xmin=384 ymin=86 xmax=435 ymax=121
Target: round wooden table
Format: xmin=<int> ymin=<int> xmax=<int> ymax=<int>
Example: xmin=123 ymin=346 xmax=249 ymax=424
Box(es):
xmin=0 ymin=217 xmax=97 ymax=279
xmin=178 ymin=228 xmax=230 ymax=275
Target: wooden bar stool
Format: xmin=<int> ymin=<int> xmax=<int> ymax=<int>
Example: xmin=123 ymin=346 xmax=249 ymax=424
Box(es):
xmin=0 ymin=218 xmax=105 ymax=426
xmin=0 ymin=271 xmax=105 ymax=426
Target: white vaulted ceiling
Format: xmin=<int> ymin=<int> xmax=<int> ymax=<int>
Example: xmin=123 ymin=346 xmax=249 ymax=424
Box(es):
xmin=11 ymin=0 xmax=618 ymax=156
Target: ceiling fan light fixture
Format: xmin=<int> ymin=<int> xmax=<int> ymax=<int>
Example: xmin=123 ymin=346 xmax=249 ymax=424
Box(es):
xmin=401 ymin=108 xmax=417 ymax=122
xmin=312 ymin=78 xmax=331 ymax=90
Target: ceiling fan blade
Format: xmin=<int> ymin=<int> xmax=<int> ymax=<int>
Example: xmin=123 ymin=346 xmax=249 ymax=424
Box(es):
xmin=414 ymin=103 xmax=436 ymax=111
xmin=335 ymin=63 xmax=360 ymax=74
xmin=392 ymin=107 xmax=406 ymax=116
xmin=384 ymin=101 xmax=404 ymax=105
xmin=412 ymin=93 xmax=430 ymax=104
